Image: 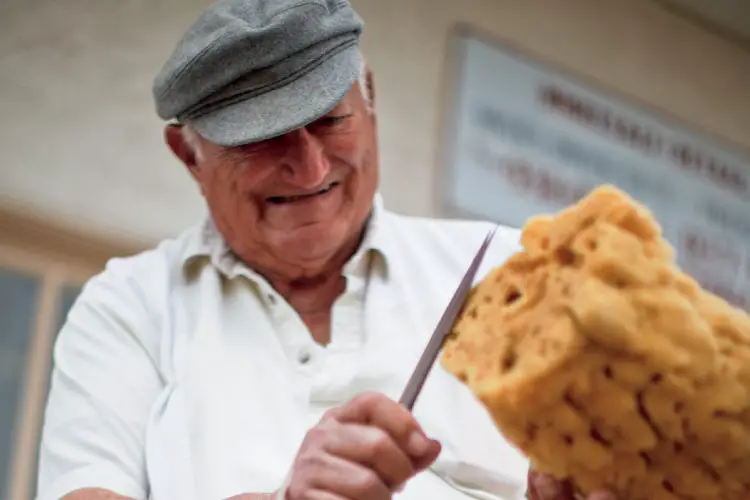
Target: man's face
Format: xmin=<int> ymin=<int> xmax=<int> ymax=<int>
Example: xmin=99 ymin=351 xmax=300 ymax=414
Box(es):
xmin=166 ymin=81 xmax=379 ymax=278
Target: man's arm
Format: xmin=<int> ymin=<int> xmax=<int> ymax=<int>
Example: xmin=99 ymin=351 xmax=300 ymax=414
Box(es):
xmin=36 ymin=259 xmax=163 ymax=500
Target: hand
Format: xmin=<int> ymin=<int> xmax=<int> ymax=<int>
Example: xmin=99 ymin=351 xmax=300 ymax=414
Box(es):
xmin=281 ymin=392 xmax=442 ymax=500
xmin=528 ymin=470 xmax=617 ymax=500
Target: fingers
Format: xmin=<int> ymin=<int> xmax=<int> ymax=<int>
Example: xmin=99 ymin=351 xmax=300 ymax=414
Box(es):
xmin=333 ymin=392 xmax=440 ymax=466
xmin=287 ymin=453 xmax=391 ymax=500
xmin=287 ymin=392 xmax=441 ymax=500
xmin=320 ymin=420 xmax=415 ymax=489
xmin=304 ymin=452 xmax=392 ymax=500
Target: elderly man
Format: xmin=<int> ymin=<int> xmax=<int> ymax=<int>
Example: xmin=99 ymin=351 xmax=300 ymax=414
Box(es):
xmin=36 ymin=1 xmax=616 ymax=500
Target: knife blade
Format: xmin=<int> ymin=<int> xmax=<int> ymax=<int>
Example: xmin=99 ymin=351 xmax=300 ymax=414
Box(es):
xmin=398 ymin=226 xmax=497 ymax=410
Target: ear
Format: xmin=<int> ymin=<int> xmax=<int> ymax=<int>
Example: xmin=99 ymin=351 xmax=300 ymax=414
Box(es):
xmin=164 ymin=124 xmax=198 ymax=176
xmin=364 ymin=65 xmax=376 ymax=108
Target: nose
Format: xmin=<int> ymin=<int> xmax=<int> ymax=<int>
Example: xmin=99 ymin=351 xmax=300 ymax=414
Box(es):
xmin=280 ymin=128 xmax=331 ymax=188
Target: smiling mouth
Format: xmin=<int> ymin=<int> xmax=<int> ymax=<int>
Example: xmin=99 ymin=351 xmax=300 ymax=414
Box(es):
xmin=267 ymin=181 xmax=340 ymax=204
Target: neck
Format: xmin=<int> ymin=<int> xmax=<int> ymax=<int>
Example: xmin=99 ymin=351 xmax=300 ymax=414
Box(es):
xmin=273 ymin=272 xmax=347 ymax=315
xmin=250 ymin=222 xmax=368 ymax=313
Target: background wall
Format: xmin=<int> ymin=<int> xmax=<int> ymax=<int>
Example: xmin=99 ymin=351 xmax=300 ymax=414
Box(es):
xmin=353 ymin=0 xmax=750 ymax=219
xmin=0 ymin=1 xmax=749 ymax=498
xmin=1 ymin=0 xmax=749 ymax=249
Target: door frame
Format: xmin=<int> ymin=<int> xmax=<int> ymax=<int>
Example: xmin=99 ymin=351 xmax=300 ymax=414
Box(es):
xmin=0 ymin=206 xmax=144 ymax=500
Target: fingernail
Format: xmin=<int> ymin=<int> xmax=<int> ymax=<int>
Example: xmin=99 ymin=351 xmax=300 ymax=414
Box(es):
xmin=407 ymin=430 xmax=429 ymax=456
xmin=430 ymin=438 xmax=442 ymax=454
xmin=534 ymin=473 xmax=563 ymax=498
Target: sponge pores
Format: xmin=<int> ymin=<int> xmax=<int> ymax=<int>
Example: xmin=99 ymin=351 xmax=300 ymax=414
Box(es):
xmin=440 ymin=184 xmax=750 ymax=500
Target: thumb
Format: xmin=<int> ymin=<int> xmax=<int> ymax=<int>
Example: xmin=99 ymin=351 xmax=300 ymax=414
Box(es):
xmin=412 ymin=438 xmax=442 ymax=471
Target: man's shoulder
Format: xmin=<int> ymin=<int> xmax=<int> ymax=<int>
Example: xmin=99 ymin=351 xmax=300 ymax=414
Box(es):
xmin=53 ymin=226 xmax=203 ymax=353
xmin=85 ymin=224 xmax=202 ymax=294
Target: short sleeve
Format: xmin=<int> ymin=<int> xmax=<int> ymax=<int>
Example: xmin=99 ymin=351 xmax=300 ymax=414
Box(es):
xmin=36 ymin=260 xmax=164 ymax=500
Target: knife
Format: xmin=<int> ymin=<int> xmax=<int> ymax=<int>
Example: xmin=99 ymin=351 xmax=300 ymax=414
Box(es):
xmin=398 ymin=226 xmax=497 ymax=410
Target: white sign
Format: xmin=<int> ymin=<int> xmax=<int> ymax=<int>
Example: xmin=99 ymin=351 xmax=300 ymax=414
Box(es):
xmin=442 ymin=31 xmax=750 ymax=311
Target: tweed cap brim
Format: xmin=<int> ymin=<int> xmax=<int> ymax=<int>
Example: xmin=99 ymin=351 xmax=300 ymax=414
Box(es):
xmin=185 ymin=45 xmax=361 ymax=147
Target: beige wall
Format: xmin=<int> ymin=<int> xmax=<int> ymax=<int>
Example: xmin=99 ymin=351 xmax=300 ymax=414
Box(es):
xmin=353 ymin=0 xmax=750 ymax=219
xmin=0 ymin=0 xmax=748 ymax=246
xmin=1 ymin=2 xmax=749 ymax=497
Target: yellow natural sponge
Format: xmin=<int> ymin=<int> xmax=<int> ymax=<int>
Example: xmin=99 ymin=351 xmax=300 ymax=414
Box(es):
xmin=441 ymin=184 xmax=750 ymax=500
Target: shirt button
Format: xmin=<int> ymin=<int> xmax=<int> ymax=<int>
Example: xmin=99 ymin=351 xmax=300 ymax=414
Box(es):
xmin=298 ymin=350 xmax=312 ymax=364
xmin=267 ymin=294 xmax=276 ymax=305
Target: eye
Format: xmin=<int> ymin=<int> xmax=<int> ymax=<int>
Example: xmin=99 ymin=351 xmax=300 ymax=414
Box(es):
xmin=318 ymin=114 xmax=351 ymax=126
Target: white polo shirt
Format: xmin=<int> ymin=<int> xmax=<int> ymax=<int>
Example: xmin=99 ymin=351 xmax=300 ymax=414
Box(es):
xmin=36 ymin=195 xmax=530 ymax=500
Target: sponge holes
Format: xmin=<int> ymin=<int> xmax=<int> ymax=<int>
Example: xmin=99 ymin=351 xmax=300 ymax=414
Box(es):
xmin=466 ymin=285 xmax=525 ymax=320
xmin=505 ymin=286 xmax=523 ymax=305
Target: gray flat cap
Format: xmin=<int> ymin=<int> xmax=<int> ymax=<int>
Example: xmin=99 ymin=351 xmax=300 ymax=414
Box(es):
xmin=152 ymin=0 xmax=364 ymax=146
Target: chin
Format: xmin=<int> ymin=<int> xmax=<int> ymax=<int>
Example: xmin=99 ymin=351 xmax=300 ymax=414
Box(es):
xmin=277 ymin=220 xmax=354 ymax=261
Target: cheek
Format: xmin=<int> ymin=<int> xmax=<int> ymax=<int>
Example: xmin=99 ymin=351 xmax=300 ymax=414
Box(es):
xmin=324 ymin=132 xmax=365 ymax=164
xmin=200 ymin=166 xmax=257 ymax=223
xmin=203 ymin=171 xmax=257 ymax=244
xmin=338 ymin=133 xmax=361 ymax=151
xmin=355 ymin=147 xmax=376 ymax=184
xmin=201 ymin=168 xmax=236 ymax=201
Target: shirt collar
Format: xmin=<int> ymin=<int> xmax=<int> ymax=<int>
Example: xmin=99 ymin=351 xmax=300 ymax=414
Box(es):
xmin=182 ymin=193 xmax=392 ymax=280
